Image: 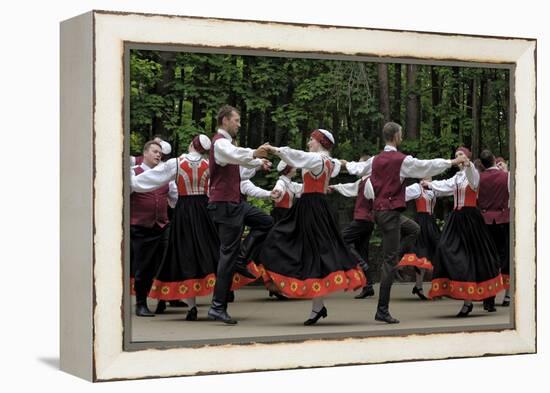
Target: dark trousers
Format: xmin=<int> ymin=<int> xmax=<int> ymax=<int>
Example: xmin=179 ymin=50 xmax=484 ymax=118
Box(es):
xmin=486 ymin=222 xmax=510 ymax=275
xmin=131 ymin=224 xmax=169 ymax=305
xmin=208 ymin=202 xmax=273 ymax=311
xmin=374 ymin=210 xmax=420 ymax=315
xmin=342 ymin=219 xmax=375 ymax=286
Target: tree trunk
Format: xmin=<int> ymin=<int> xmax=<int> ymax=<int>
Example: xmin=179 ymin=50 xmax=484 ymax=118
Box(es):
xmin=405 ymin=64 xmax=419 ymax=139
xmin=377 ymin=63 xmax=391 ymax=127
xmin=392 ymin=64 xmax=402 ymax=123
xmin=451 ymin=67 xmax=461 ymax=138
xmin=471 ymin=76 xmax=480 ymax=158
xmin=431 ymin=66 xmax=441 ymax=137
xmin=152 ymin=51 xmax=176 ymax=138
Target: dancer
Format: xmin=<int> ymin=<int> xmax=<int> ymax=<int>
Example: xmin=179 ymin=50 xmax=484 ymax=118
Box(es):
xmin=131 ymin=135 xmax=216 ymax=321
xmin=425 ymin=147 xmax=504 ymax=316
xmin=329 ymin=154 xmax=375 ymax=299
xmin=260 ymin=129 xmax=366 ymax=325
xmin=130 ymin=140 xmax=178 ymax=317
xmin=478 ymin=149 xmax=511 ymax=307
xmin=271 ymin=161 xmax=302 ymax=223
xmin=396 ymin=180 xmax=441 ymax=300
xmin=207 ymin=105 xmax=274 ymax=324
xmin=341 ymin=122 xmax=465 ymax=323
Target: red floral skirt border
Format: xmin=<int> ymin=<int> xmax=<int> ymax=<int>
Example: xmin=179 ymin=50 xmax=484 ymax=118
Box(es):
xmin=261 ymin=266 xmax=366 ymax=298
xmin=397 ymin=253 xmax=434 ymax=271
xmin=428 ymin=274 xmax=505 ymax=301
xmin=502 ymin=274 xmax=510 ymax=290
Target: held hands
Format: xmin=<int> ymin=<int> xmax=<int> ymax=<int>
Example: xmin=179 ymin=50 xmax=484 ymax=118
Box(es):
xmin=260 ymin=158 xmax=272 ymax=172
xmin=327 ymin=185 xmax=335 ymax=194
xmin=270 ymin=189 xmax=282 ymax=201
xmin=339 ymin=159 xmax=348 ymax=169
xmin=420 ymin=180 xmax=432 ymax=189
xmin=450 ymin=156 xmax=467 ymax=166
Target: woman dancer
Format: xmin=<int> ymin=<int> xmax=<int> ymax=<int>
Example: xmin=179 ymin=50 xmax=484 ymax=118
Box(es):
xmin=397 ymin=180 xmax=440 ymax=300
xmin=425 ymin=147 xmax=504 ymax=317
xmin=260 ymin=129 xmax=366 ymax=325
xmin=271 ymin=160 xmax=302 ymax=223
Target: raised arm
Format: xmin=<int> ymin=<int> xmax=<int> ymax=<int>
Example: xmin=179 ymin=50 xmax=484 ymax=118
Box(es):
xmin=331 ymin=179 xmax=360 ymax=198
xmin=345 ymin=157 xmax=373 ymax=177
xmin=274 ymin=147 xmax=324 ymax=173
xmin=464 ymin=162 xmax=480 ymax=190
xmin=400 ymin=156 xmax=452 ymax=179
xmin=214 ymin=138 xmax=264 ymax=168
xmin=130 ymin=158 xmax=178 ymax=193
xmin=405 ymin=183 xmax=422 ymax=202
xmin=240 ymin=180 xmax=271 ymax=199
xmin=427 ymin=174 xmax=457 ymax=197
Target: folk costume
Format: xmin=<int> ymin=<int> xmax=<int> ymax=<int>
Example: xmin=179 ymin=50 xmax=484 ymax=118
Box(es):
xmin=207 ymin=129 xmax=274 ymax=324
xmin=396 ymin=183 xmax=441 ymax=300
xmin=346 ymin=145 xmax=453 ymax=323
xmin=259 ymin=129 xmax=366 ymax=325
xmin=427 ymin=148 xmax=504 ymax=316
xmin=130 ymin=161 xmax=178 ymax=317
xmin=478 ymin=164 xmax=511 ymax=306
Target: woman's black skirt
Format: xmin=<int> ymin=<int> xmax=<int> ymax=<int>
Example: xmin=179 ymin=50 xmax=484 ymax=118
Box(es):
xmin=259 ymin=193 xmax=366 ymax=298
xmin=149 ymin=195 xmax=220 ymax=300
xmin=429 ymin=207 xmax=504 ymax=301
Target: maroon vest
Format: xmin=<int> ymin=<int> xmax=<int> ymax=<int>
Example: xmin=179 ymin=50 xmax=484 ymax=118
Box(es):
xmin=354 ymin=178 xmax=374 ymax=221
xmin=130 ymin=166 xmax=170 ymax=228
xmin=370 ymin=150 xmax=407 ymax=211
xmin=208 ymin=133 xmax=241 ymax=203
xmin=478 ymin=169 xmax=510 ymax=224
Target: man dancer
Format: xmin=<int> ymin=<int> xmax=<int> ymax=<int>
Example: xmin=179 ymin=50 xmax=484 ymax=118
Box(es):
xmin=479 ymin=149 xmax=511 ymax=307
xmin=130 ymin=141 xmax=178 ymax=316
xmin=207 ymin=105 xmax=273 ymax=324
xmin=342 ymin=122 xmax=465 ymax=323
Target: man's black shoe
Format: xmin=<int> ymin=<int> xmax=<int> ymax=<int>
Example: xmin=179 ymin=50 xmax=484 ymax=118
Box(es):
xmin=136 ymin=304 xmax=155 ymax=317
xmin=234 ymin=263 xmax=257 ymax=279
xmin=374 ymin=312 xmax=400 ymax=324
xmin=155 ymin=300 xmax=166 ymax=314
xmin=207 ymin=308 xmax=238 ymax=324
xmin=354 ymin=286 xmax=375 ymax=299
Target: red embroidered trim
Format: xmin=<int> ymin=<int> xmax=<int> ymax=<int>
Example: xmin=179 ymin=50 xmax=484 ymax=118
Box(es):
xmin=148 ymin=274 xmax=217 ymax=300
xmin=397 ymin=253 xmax=434 ymax=270
xmin=260 ymin=266 xmax=367 ymax=298
xmin=428 ymin=274 xmax=505 ymax=301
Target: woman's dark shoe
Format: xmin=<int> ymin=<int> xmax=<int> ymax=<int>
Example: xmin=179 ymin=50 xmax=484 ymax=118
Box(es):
xmin=304 ymin=307 xmax=328 ymax=325
xmin=412 ymin=286 xmax=428 ymax=300
xmin=456 ymin=303 xmax=473 ymax=317
xmin=483 ymin=297 xmax=497 ymax=312
xmin=186 ymin=306 xmax=198 ymax=321
xmin=501 ymin=296 xmax=511 ymax=307
xmin=155 ymin=300 xmax=167 ymax=314
xmin=269 ymin=290 xmax=288 ymax=300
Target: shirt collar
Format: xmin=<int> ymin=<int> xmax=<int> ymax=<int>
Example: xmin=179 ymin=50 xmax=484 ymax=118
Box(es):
xmin=184 ymin=151 xmax=202 ymax=160
xmin=140 ymin=162 xmax=152 ymax=171
xmin=217 ymin=128 xmax=232 ymax=142
xmin=486 ymin=166 xmax=499 ymax=171
xmin=384 ymin=145 xmax=397 ymax=152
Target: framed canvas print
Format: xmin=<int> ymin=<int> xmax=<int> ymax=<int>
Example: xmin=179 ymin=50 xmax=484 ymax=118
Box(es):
xmin=60 ymin=10 xmax=536 ymax=382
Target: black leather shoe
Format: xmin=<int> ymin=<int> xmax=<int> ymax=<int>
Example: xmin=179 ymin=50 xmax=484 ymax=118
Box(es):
xmin=186 ymin=306 xmax=198 ymax=321
xmin=456 ymin=303 xmax=473 ymax=317
xmin=269 ymin=290 xmax=288 ymax=300
xmin=207 ymin=308 xmax=238 ymax=324
xmin=412 ymin=286 xmax=428 ymax=300
xmin=169 ymin=300 xmax=188 ymax=308
xmin=483 ymin=298 xmax=497 ymax=312
xmin=136 ymin=304 xmax=155 ymax=317
xmin=502 ymin=297 xmax=511 ymax=307
xmin=354 ymin=286 xmax=375 ymax=299
xmin=374 ymin=312 xmax=400 ymax=324
xmin=304 ymin=307 xmax=328 ymax=325
xmin=227 ymin=291 xmax=235 ymax=303
xmin=234 ymin=263 xmax=257 ymax=279
xmin=155 ymin=300 xmax=166 ymax=314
